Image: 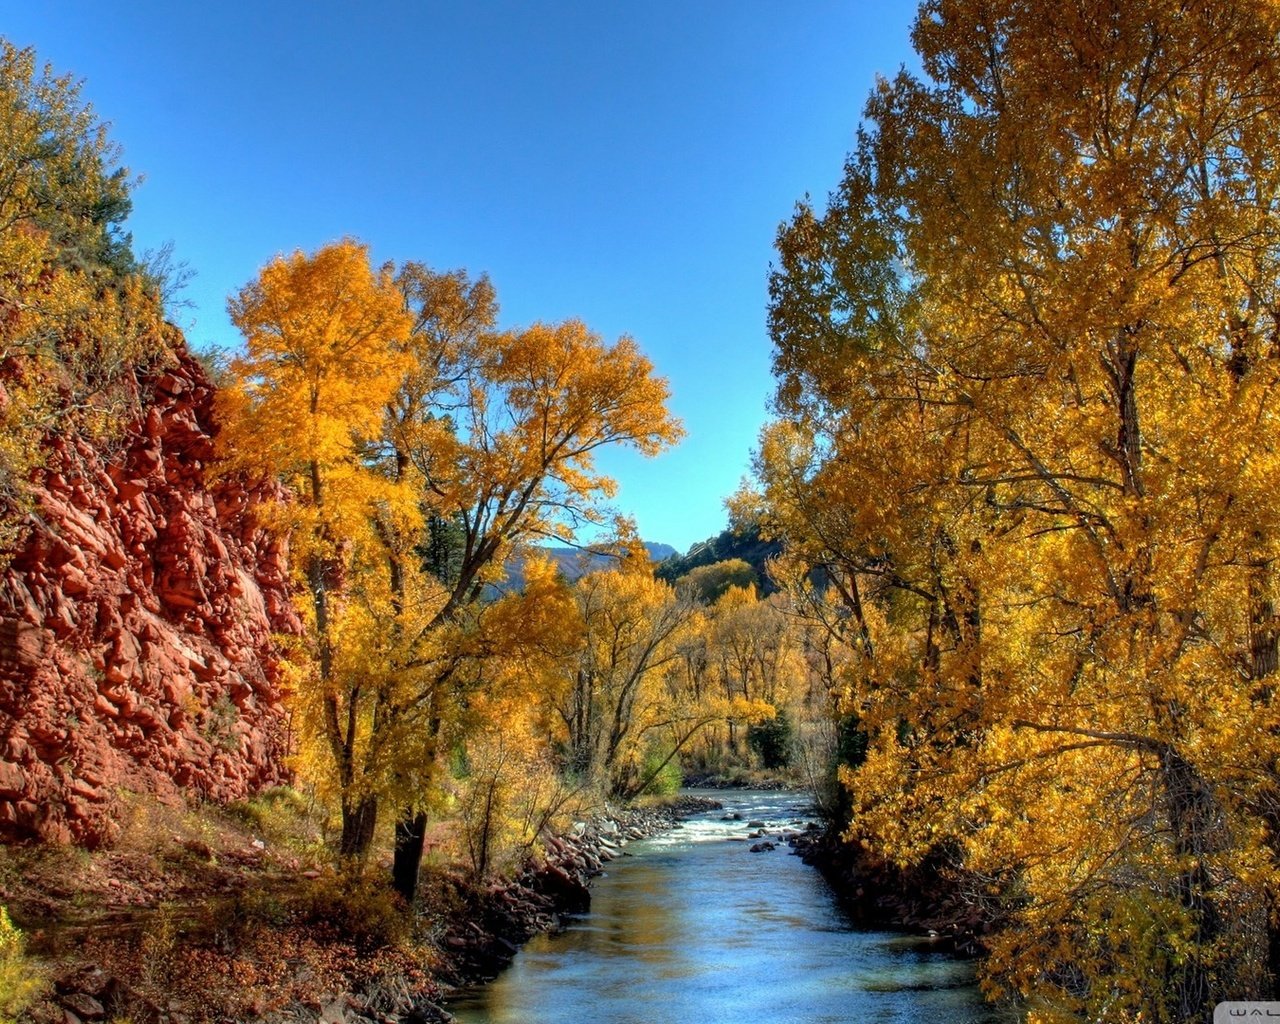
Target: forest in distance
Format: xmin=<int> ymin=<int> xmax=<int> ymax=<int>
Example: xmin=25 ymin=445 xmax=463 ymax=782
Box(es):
xmin=3 ymin=1 xmax=1280 ymax=1023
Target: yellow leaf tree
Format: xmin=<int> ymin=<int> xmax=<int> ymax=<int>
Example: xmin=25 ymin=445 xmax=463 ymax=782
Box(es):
xmin=218 ymin=239 xmax=414 ymax=857
xmin=379 ymin=302 xmax=684 ymax=897
xmin=224 ymin=254 xmax=683 ymax=897
xmin=549 ymin=561 xmax=693 ymax=794
xmin=760 ymin=1 xmax=1280 ymax=1018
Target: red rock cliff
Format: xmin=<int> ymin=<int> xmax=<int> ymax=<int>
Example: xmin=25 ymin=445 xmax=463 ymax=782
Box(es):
xmin=0 ymin=347 xmax=301 ymax=845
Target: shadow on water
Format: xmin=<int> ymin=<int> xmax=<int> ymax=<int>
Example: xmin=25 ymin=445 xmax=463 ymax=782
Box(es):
xmin=449 ymin=790 xmax=1016 ymax=1024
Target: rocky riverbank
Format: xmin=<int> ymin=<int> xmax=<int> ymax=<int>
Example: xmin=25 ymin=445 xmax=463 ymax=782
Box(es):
xmin=785 ymin=827 xmax=990 ymax=954
xmin=680 ymin=769 xmax=795 ymax=791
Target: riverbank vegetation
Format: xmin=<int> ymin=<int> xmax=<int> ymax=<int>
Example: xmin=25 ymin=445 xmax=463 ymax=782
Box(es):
xmin=0 ymin=784 xmax=715 ymax=1023
xmin=754 ymin=0 xmax=1280 ymax=1020
xmin=203 ymin=231 xmax=867 ymax=911
xmin=207 ymin=238 xmax=837 ymax=905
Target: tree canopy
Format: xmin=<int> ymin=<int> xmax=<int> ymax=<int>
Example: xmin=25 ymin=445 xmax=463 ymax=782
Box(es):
xmin=759 ymin=0 xmax=1280 ymax=1019
xmin=219 ymin=245 xmax=683 ymax=895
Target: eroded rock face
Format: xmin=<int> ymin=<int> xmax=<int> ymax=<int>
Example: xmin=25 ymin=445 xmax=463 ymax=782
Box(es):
xmin=0 ymin=349 xmax=301 ymax=845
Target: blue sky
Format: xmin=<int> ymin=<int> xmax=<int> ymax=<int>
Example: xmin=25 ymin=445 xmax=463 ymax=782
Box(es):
xmin=11 ymin=2 xmax=919 ymax=553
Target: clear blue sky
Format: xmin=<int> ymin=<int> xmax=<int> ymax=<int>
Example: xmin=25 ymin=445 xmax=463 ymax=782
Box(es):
xmin=11 ymin=2 xmax=919 ymax=553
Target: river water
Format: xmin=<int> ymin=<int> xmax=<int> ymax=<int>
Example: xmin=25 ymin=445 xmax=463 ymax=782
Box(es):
xmin=449 ymin=790 xmax=1010 ymax=1024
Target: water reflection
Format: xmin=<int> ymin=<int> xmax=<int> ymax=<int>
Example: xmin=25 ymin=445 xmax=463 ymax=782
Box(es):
xmin=450 ymin=791 xmax=1010 ymax=1024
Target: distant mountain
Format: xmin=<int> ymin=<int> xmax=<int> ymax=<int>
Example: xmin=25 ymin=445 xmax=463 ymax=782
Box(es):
xmin=654 ymin=521 xmax=784 ymax=594
xmin=539 ymin=541 xmax=677 ymax=580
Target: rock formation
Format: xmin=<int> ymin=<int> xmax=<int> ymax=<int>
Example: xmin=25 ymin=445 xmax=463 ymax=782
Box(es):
xmin=0 ymin=346 xmax=300 ymax=845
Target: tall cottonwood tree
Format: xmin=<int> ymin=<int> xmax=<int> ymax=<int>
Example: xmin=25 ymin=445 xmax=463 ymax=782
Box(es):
xmin=378 ymin=281 xmax=683 ymax=901
xmin=222 ymin=250 xmax=682 ymax=898
xmin=218 ymin=240 xmax=414 ymax=857
xmin=760 ymin=2 xmax=1280 ymax=1019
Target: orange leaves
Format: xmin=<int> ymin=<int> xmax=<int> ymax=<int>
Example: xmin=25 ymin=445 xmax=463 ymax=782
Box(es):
xmin=482 ymin=556 xmax=579 ymax=664
xmin=221 ymin=240 xmax=413 ymax=493
xmin=387 ymin=289 xmax=683 ymax=578
xmin=217 ymin=241 xmax=423 ymax=607
xmin=474 ymin=320 xmax=682 ymax=509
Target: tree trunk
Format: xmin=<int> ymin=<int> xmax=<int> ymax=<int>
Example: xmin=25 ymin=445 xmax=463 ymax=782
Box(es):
xmin=1160 ymin=746 xmax=1222 ymax=1019
xmin=623 ymin=721 xmax=710 ymax=799
xmin=1249 ymin=552 xmax=1278 ymax=686
xmin=392 ymin=810 xmax=429 ymax=903
xmin=339 ymin=795 xmax=378 ymax=862
xmin=388 ymin=693 xmax=445 ymax=901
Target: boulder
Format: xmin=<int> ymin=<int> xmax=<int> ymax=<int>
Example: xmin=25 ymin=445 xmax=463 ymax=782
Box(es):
xmin=58 ymin=993 xmax=105 ymax=1022
xmin=402 ymin=997 xmax=456 ymax=1024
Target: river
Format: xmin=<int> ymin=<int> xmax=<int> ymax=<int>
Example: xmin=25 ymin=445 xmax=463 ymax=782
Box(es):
xmin=449 ymin=790 xmax=1011 ymax=1024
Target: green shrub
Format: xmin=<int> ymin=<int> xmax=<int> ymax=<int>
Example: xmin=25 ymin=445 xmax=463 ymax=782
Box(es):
xmin=747 ymin=710 xmax=794 ymax=770
xmin=224 ymin=786 xmax=327 ymax=863
xmin=640 ymin=745 xmax=682 ymax=796
xmin=226 ymin=785 xmax=311 ymax=831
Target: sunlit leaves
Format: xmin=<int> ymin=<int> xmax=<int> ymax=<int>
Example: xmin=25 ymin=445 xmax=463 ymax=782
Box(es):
xmin=219 ymin=247 xmax=682 ymax=869
xmin=760 ymin=0 xmax=1280 ymax=1017
xmin=220 ymin=240 xmax=414 ymax=549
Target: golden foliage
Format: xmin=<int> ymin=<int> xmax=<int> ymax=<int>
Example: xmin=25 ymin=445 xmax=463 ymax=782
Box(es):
xmin=542 ymin=559 xmax=792 ymax=795
xmin=548 ymin=565 xmax=693 ymax=791
xmin=218 ymin=240 xmax=418 ymax=857
xmin=0 ymin=906 xmax=44 ymax=1023
xmin=761 ymin=0 xmax=1280 ymax=1017
xmin=220 ymin=252 xmax=681 ymax=871
xmin=220 ymin=239 xmax=414 ymax=555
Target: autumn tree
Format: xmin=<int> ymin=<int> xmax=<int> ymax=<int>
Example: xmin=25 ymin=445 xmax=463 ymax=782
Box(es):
xmin=222 ymin=251 xmax=682 ymax=898
xmin=376 ymin=286 xmax=683 ymax=900
xmin=760 ymin=1 xmax=1280 ymax=1019
xmin=700 ymin=585 xmax=799 ymax=758
xmin=548 ymin=562 xmax=693 ymax=793
xmin=443 ymin=557 xmax=583 ymax=880
xmin=218 ymin=239 xmax=414 ymax=857
xmin=545 ymin=557 xmax=780 ymax=797
xmin=764 ymin=554 xmax=869 ymax=815
xmin=676 ymin=558 xmax=758 ymax=605
xmin=709 ymin=586 xmax=798 ymax=708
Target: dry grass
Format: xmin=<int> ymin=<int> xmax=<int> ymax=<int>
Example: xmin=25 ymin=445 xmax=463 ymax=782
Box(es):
xmin=0 ymin=789 xmax=450 ymax=1024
